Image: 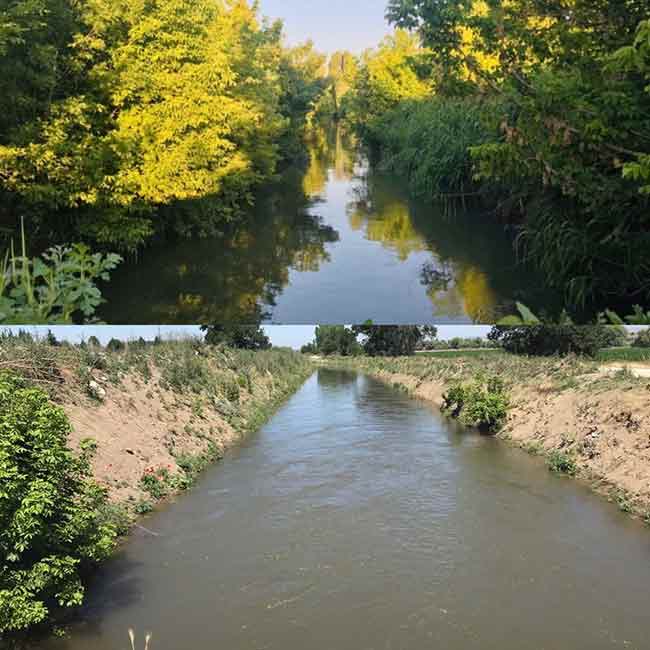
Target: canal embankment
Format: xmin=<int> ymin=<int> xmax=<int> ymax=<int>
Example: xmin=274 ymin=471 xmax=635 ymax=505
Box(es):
xmin=1 ymin=337 xmax=315 ymax=642
xmin=1 ymin=338 xmax=313 ymax=520
xmin=35 ymin=368 xmax=650 ymax=650
xmin=326 ymin=353 xmax=650 ymax=522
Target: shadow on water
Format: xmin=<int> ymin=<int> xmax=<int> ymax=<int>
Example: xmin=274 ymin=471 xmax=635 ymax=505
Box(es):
xmin=100 ymin=125 xmax=564 ymax=324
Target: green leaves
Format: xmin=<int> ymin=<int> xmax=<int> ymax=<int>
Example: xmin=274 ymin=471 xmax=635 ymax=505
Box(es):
xmin=0 ymin=372 xmax=117 ymax=635
xmin=0 ymin=227 xmax=122 ymax=324
xmin=0 ymin=0 xmax=327 ymax=249
xmin=377 ymin=3 xmax=650 ymax=308
xmin=442 ymin=375 xmax=509 ymax=433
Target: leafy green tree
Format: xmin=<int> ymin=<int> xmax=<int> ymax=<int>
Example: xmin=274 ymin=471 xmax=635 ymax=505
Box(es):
xmin=106 ymin=338 xmax=124 ymax=352
xmin=352 ymin=325 xmax=437 ymax=356
xmin=327 ymin=51 xmax=358 ymax=118
xmin=202 ymin=325 xmax=271 ymax=351
xmin=311 ymin=325 xmax=361 ymax=356
xmin=633 ymin=328 xmax=650 ymax=348
xmin=0 ymin=0 xmax=80 ymax=141
xmin=278 ymin=39 xmax=327 ymax=144
xmin=0 ymin=0 xmax=330 ymax=250
xmin=347 ymin=30 xmax=433 ymax=136
xmin=0 ymin=372 xmax=116 ymax=635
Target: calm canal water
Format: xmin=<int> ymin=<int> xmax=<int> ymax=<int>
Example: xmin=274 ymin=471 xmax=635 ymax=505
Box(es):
xmin=44 ymin=370 xmax=650 ymax=650
xmin=100 ymin=129 xmax=560 ymax=324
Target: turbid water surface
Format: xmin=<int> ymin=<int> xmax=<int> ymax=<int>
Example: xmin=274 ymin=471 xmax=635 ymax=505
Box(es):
xmin=43 ymin=370 xmax=650 ymax=650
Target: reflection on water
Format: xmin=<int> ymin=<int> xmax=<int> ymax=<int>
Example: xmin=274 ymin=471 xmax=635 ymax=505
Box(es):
xmin=101 ymin=126 xmax=560 ymax=324
xmin=347 ymin=170 xmax=505 ymax=322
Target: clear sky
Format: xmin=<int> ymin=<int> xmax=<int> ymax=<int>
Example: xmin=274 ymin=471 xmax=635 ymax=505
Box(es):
xmin=2 ymin=326 xmax=497 ymax=349
xmin=259 ymin=0 xmax=391 ymax=53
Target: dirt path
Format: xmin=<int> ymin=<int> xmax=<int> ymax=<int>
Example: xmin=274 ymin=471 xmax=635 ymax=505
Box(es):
xmin=600 ymin=363 xmax=650 ymax=378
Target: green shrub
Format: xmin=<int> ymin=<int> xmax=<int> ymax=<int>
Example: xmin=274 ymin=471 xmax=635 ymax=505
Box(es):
xmin=442 ymin=376 xmax=509 ymax=433
xmin=0 ymin=373 xmax=116 ymax=635
xmin=134 ymin=499 xmax=154 ymax=515
xmin=547 ymin=450 xmax=577 ymax=476
xmin=0 ymin=226 xmax=121 ymax=324
xmin=139 ymin=467 xmax=172 ymax=501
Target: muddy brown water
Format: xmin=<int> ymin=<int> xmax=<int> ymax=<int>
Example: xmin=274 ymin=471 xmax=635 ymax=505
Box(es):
xmin=43 ymin=370 xmax=650 ymax=650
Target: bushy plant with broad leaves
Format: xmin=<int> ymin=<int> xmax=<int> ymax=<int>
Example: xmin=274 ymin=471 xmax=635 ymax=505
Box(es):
xmin=442 ymin=376 xmax=509 ymax=433
xmin=0 ymin=372 xmax=117 ymax=636
xmin=0 ymin=226 xmax=121 ymax=324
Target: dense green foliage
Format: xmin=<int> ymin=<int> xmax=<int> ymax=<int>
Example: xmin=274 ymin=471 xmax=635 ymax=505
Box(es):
xmin=442 ymin=376 xmax=509 ymax=433
xmin=202 ymin=325 xmax=271 ymax=351
xmin=352 ymin=325 xmax=437 ymax=357
xmin=0 ymin=373 xmax=116 ymax=636
xmin=547 ymin=450 xmax=577 ymax=477
xmin=1 ymin=228 xmax=121 ymax=324
xmin=488 ymin=325 xmax=626 ymax=357
xmin=0 ymin=0 xmax=328 ymax=250
xmin=365 ymin=97 xmax=497 ymax=198
xmin=301 ymin=325 xmax=362 ymax=356
xmin=345 ymin=2 xmax=650 ymax=309
xmin=633 ymin=328 xmax=650 ymax=348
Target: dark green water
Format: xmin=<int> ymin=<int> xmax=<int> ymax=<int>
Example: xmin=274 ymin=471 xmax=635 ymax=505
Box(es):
xmin=43 ymin=370 xmax=650 ymax=650
xmin=100 ymin=129 xmax=561 ymax=324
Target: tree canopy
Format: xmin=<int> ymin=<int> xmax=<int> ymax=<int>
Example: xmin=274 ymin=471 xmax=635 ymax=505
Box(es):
xmin=202 ymin=325 xmax=271 ymax=351
xmin=352 ymin=325 xmax=437 ymax=356
xmin=342 ymin=1 xmax=650 ymax=310
xmin=0 ymin=0 xmax=329 ymax=250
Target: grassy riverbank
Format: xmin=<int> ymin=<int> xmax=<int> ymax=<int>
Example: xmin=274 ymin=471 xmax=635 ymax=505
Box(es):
xmin=2 ymin=337 xmax=313 ymax=516
xmin=325 ymin=352 xmax=650 ymax=523
xmin=0 ymin=337 xmax=313 ymax=639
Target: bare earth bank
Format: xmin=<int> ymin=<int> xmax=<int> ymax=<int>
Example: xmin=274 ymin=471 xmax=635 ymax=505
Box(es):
xmin=326 ymin=355 xmax=650 ymax=522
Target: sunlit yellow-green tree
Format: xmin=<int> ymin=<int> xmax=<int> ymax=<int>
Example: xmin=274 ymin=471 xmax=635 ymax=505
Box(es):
xmin=0 ymin=0 xmax=329 ymax=250
xmin=346 ymin=29 xmax=433 ymax=136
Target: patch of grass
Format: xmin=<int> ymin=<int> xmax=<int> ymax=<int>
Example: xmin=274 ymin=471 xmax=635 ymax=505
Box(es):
xmin=596 ymin=347 xmax=650 ymax=363
xmin=547 ymin=450 xmax=577 ymax=476
xmin=417 ymin=349 xmax=503 ymax=359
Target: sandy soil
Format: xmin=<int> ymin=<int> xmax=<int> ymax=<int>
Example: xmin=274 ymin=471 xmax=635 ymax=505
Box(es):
xmin=55 ymin=357 xmax=310 ymax=510
xmin=64 ymin=370 xmax=239 ymax=505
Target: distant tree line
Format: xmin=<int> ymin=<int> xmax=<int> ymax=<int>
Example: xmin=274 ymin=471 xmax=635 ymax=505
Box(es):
xmin=300 ymin=323 xmax=646 ymax=359
xmin=301 ymin=325 xmax=438 ymax=357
